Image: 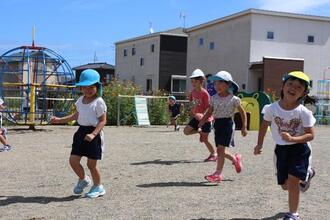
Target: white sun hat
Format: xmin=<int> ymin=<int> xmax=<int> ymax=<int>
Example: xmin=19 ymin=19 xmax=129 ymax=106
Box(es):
xmin=211 ymin=70 xmax=239 ymax=94
xmin=189 ymin=69 xmax=205 ymax=78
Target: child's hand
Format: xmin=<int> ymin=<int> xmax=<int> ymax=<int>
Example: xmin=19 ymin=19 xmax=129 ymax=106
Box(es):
xmin=280 ymin=132 xmax=293 ymax=142
xmin=241 ymin=127 xmax=248 ymax=137
xmin=254 ymin=145 xmax=263 ymax=155
xmin=198 ymin=119 xmax=205 ymax=128
xmin=84 ymin=133 xmax=96 ymax=142
xmin=50 ymin=116 xmax=60 ymax=124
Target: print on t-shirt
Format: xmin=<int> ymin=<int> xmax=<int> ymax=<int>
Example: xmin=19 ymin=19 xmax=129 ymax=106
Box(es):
xmin=274 ymin=117 xmax=301 ymax=136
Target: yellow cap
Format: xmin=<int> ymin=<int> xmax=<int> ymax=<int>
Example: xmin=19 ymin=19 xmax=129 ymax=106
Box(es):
xmin=285 ymin=71 xmax=311 ymax=88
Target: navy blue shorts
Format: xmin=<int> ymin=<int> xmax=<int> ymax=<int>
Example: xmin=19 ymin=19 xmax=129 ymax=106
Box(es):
xmin=275 ymin=143 xmax=311 ymax=185
xmin=71 ymin=126 xmax=103 ymax=160
xmin=213 ymin=118 xmax=235 ymax=147
xmin=187 ymin=118 xmax=211 ymax=133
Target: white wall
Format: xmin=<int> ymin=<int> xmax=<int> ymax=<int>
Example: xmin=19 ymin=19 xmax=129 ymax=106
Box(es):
xmin=115 ymin=36 xmax=160 ymax=92
xmin=250 ymin=14 xmax=330 ymax=94
xmin=186 ymin=15 xmax=251 ymax=91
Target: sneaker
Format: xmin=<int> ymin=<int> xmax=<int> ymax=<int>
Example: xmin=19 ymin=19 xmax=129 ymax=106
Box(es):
xmin=204 ymin=154 xmax=217 ymax=162
xmin=3 ymin=145 xmax=12 ymax=151
xmin=205 ymin=173 xmax=223 ymax=183
xmin=232 ymin=154 xmax=242 ymax=173
xmin=73 ymin=176 xmax=92 ymax=194
xmin=86 ymin=184 xmax=106 ymax=198
xmin=300 ymin=167 xmax=315 ymax=192
xmin=175 ymin=125 xmax=180 ymax=131
xmin=283 ymin=212 xmax=300 ymax=220
xmin=0 ymin=146 xmax=5 ymax=152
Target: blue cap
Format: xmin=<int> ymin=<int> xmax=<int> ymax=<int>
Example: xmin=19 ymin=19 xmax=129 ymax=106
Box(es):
xmin=76 ymin=69 xmax=101 ymax=86
xmin=169 ymin=96 xmax=176 ymax=101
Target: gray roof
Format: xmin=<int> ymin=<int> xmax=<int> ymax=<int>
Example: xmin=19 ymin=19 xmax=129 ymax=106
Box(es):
xmin=115 ymin=27 xmax=187 ymax=45
xmin=72 ymin=62 xmax=114 ymax=70
xmin=186 ymin=8 xmax=330 ymax=32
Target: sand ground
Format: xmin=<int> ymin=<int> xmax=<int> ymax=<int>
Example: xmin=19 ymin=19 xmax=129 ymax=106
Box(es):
xmin=0 ymin=125 xmax=329 ymax=220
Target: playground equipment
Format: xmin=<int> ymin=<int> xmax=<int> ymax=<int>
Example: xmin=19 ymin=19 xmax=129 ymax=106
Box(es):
xmin=315 ymin=80 xmax=330 ymax=125
xmin=0 ymin=45 xmax=76 ymax=128
xmin=236 ymin=92 xmax=271 ymax=130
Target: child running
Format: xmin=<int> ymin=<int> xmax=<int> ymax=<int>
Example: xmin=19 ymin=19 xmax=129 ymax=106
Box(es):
xmin=0 ymin=97 xmax=12 ymax=152
xmin=168 ymin=96 xmax=182 ymax=131
xmin=183 ymin=69 xmax=217 ymax=162
xmin=254 ymin=71 xmax=316 ymax=220
xmin=199 ymin=71 xmax=247 ymax=182
xmin=51 ymin=69 xmax=107 ymax=198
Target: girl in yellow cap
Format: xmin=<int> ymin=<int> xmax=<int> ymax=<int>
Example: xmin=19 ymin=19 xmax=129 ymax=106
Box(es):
xmin=254 ymin=71 xmax=316 ymax=220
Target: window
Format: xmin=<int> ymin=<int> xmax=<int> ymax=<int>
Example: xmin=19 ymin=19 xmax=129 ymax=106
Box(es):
xmin=140 ymin=58 xmax=144 ymax=66
xmin=267 ymin=31 xmax=274 ymax=40
xmin=199 ymin=38 xmax=204 ymax=46
xmin=242 ymin=84 xmax=246 ymax=90
xmin=172 ymin=78 xmax=186 ymax=93
xmin=106 ymin=74 xmax=111 ymax=84
xmin=146 ymin=79 xmax=152 ymax=92
xmin=308 ymin=35 xmax=315 ymax=43
xmin=132 ymin=47 xmax=136 ymax=56
xmin=123 ymin=49 xmax=127 ymax=57
xmin=151 ymin=44 xmax=155 ymax=52
xmin=209 ymin=42 xmax=215 ymax=50
xmin=310 ymin=80 xmax=313 ymax=88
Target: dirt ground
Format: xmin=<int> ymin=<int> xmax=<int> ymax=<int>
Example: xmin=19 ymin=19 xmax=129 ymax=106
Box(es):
xmin=0 ymin=125 xmax=329 ymax=220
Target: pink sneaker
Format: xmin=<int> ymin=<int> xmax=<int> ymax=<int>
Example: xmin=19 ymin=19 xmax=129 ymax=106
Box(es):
xmin=232 ymin=154 xmax=242 ymax=173
xmin=204 ymin=154 xmax=217 ymax=162
xmin=205 ymin=173 xmax=223 ymax=183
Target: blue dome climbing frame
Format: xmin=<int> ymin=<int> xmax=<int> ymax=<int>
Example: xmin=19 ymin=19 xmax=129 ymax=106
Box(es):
xmin=0 ymin=45 xmax=76 ymax=126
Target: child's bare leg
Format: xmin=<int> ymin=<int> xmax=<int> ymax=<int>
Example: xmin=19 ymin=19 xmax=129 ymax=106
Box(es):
xmin=200 ymin=132 xmax=216 ymax=155
xmin=69 ymin=155 xmax=85 ymax=179
xmin=224 ymin=150 xmax=235 ymax=162
xmin=87 ymin=159 xmax=101 ymax=185
xmin=0 ymin=135 xmax=8 ymax=146
xmin=183 ymin=125 xmax=198 ymax=135
xmin=287 ymin=174 xmax=300 ymax=213
xmin=216 ymin=146 xmax=226 ymax=173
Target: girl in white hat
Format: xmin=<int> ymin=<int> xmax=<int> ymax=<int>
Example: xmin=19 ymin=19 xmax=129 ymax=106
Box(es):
xmin=183 ymin=69 xmax=217 ymax=162
xmin=199 ymin=70 xmax=247 ymax=182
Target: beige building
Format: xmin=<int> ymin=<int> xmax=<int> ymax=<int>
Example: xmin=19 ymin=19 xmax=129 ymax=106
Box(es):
xmin=115 ymin=28 xmax=187 ymax=94
xmin=186 ymin=8 xmax=330 ymax=95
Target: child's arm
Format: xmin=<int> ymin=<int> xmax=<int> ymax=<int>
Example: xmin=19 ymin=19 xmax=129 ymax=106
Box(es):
xmin=280 ymin=127 xmax=314 ymax=143
xmin=51 ymin=111 xmax=78 ymax=124
xmin=254 ymin=119 xmax=271 ymax=155
xmin=84 ymin=113 xmax=107 ymax=142
xmin=237 ymin=104 xmax=248 ymax=137
xmin=198 ymin=106 xmax=213 ymax=127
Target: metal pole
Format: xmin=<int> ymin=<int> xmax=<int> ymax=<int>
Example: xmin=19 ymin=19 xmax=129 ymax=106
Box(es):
xmin=117 ymin=95 xmax=120 ymax=126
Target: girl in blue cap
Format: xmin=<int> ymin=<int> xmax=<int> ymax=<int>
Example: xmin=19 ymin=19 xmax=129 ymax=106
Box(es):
xmin=254 ymin=71 xmax=316 ymax=220
xmin=51 ymin=69 xmax=107 ymax=198
xmin=168 ymin=96 xmax=182 ymax=131
xmin=199 ymin=71 xmax=247 ymax=183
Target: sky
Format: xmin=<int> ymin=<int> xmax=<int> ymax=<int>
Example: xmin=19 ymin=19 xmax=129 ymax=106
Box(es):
xmin=1 ymin=0 xmax=330 ymax=68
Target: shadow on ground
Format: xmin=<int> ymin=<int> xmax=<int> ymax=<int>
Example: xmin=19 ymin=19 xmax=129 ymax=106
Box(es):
xmin=0 ymin=195 xmax=80 ymax=206
xmin=131 ymin=159 xmax=204 ymax=166
xmin=136 ymin=180 xmax=233 ymax=188
xmin=192 ymin=212 xmax=285 ymax=220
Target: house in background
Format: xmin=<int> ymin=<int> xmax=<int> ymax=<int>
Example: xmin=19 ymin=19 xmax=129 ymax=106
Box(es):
xmin=72 ymin=62 xmax=115 ymax=85
xmin=186 ymin=8 xmax=330 ymax=96
xmin=115 ymin=28 xmax=187 ymax=96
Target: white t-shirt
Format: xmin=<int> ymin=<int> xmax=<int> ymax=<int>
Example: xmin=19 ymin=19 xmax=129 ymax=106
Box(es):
xmin=263 ymin=101 xmax=316 ymax=145
xmin=75 ymin=96 xmax=107 ymax=127
xmin=211 ymin=94 xmax=240 ymax=118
